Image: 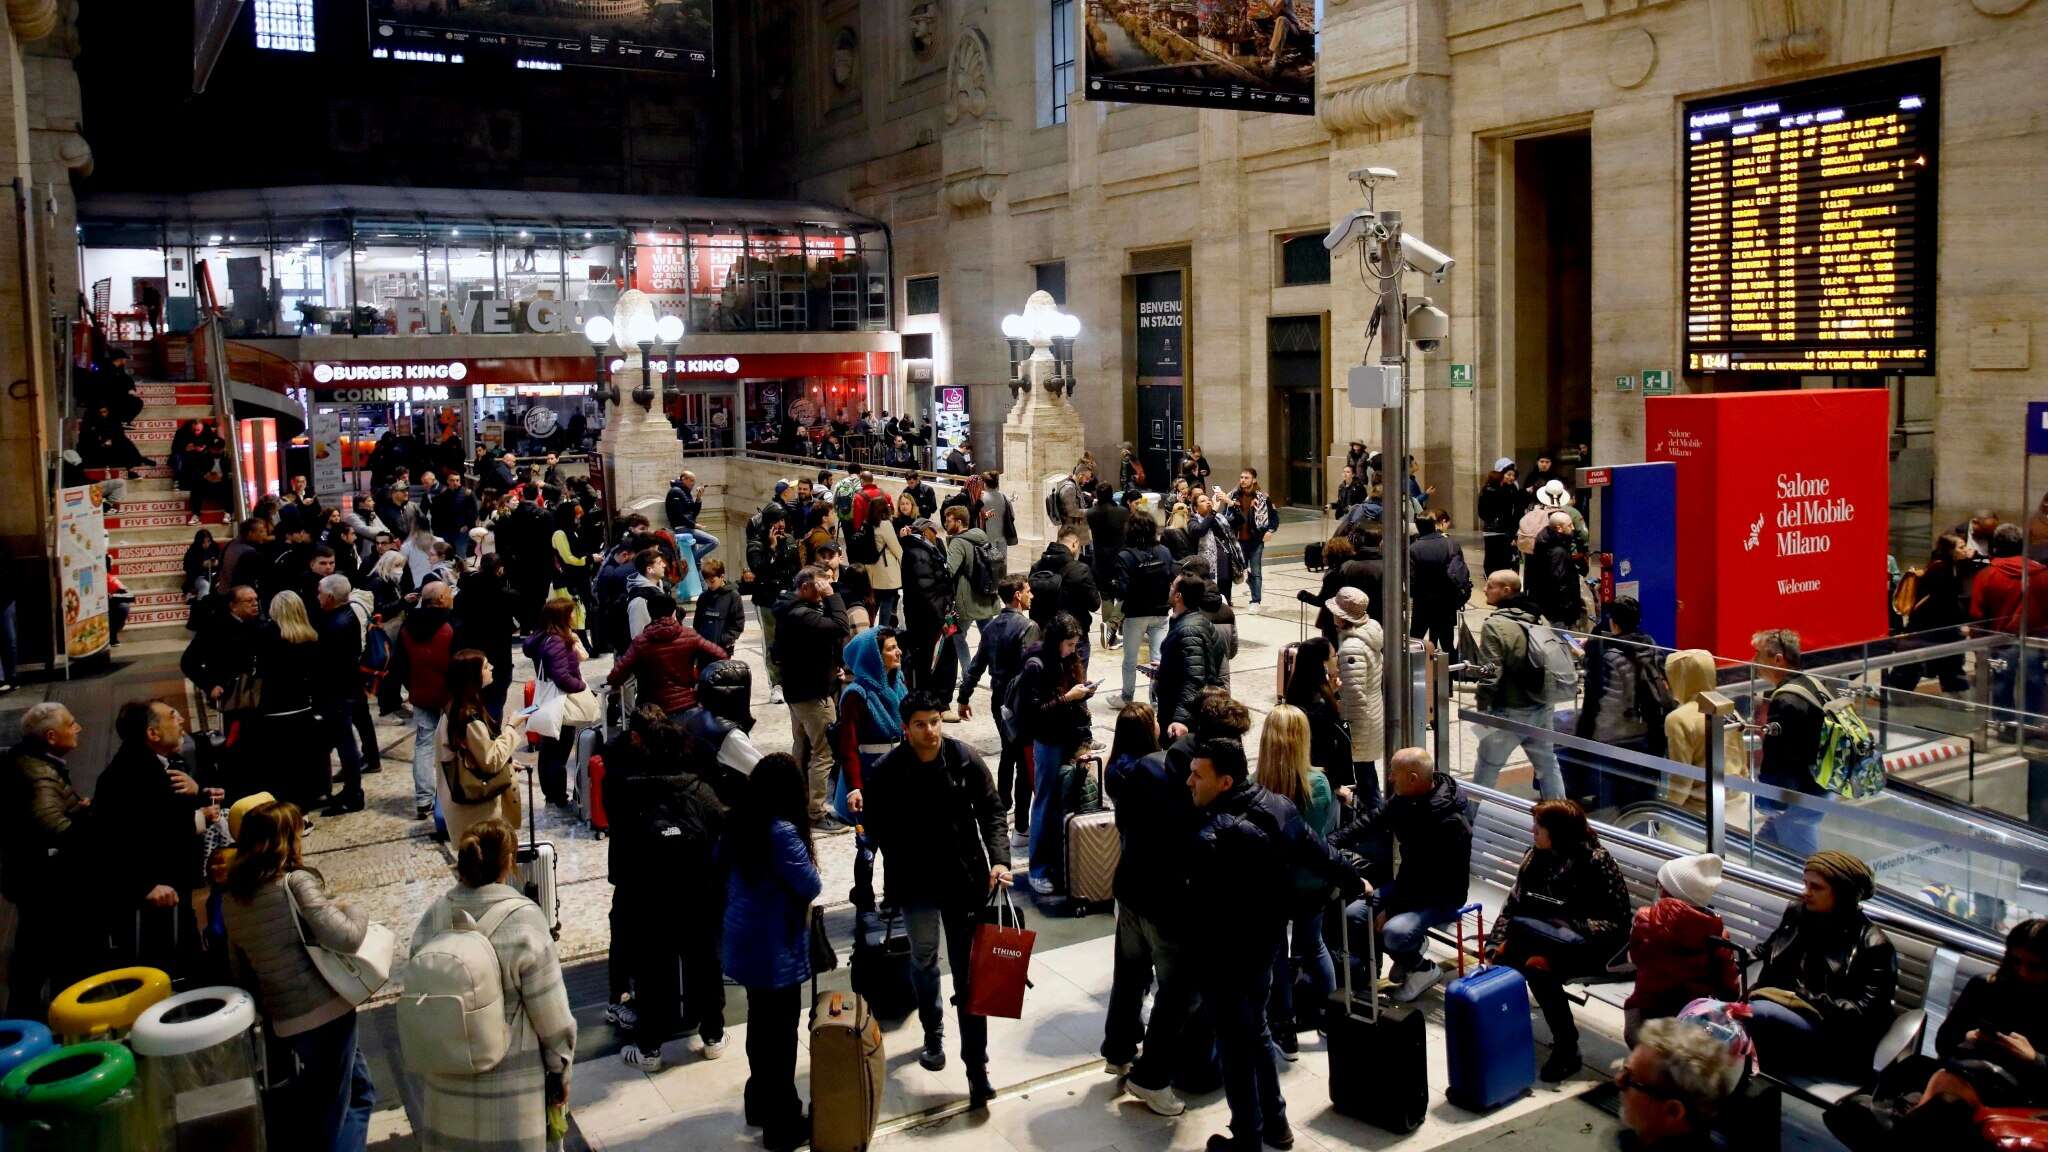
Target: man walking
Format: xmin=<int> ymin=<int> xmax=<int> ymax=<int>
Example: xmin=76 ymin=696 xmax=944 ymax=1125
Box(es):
xmin=942 ymin=506 xmax=998 ymax=715
xmin=1749 ymin=628 xmax=1829 ymax=857
xmin=898 ymin=518 xmax=953 ymax=694
xmin=745 ymin=505 xmax=800 ymax=704
xmin=1153 ymin=575 xmax=1222 ymax=741
xmin=431 ymin=471 xmax=478 ymax=560
xmin=773 ymin=566 xmax=853 ymax=834
xmin=391 ymin=582 xmax=457 ymax=822
xmin=1471 ymin=570 xmax=1566 ymax=799
xmin=849 ymin=691 xmax=1011 ymax=1110
xmin=961 ymin=575 xmax=1036 ymax=823
xmin=314 ymin=575 xmax=369 ymax=815
xmin=1031 ymin=527 xmax=1100 ymax=665
xmin=1408 ymin=508 xmax=1472 ymax=653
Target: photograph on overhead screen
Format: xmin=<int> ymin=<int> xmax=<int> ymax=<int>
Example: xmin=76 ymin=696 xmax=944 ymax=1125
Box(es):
xmin=1083 ymin=0 xmax=1317 ymax=115
xmin=367 ymin=0 xmax=714 ymax=73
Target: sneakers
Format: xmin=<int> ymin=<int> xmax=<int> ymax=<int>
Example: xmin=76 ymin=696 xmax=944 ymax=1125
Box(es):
xmin=1390 ymin=960 xmax=1442 ymax=1004
xmin=940 ymin=709 xmax=962 ymax=723
xmin=1539 ymin=1046 xmax=1580 ymax=1083
xmin=1125 ymin=1077 xmax=1186 ymax=1117
xmin=918 ymin=1038 xmax=947 ymax=1072
xmin=1273 ymin=1030 xmax=1299 ymax=1062
xmin=415 ymin=804 xmax=434 ymax=821
xmin=701 ymin=1036 xmax=727 ymax=1061
xmin=621 ymin=1044 xmax=663 ymax=1073
xmin=605 ymin=999 xmax=638 ymax=1030
xmin=1009 ymin=830 xmax=1029 ymax=850
xmin=1103 ymin=1061 xmax=1131 ymax=1077
xmin=966 ymin=1066 xmax=995 ymax=1109
xmin=769 ymin=685 xmax=785 ymax=705
xmin=1027 ymin=876 xmax=1057 ymax=897
xmin=320 ymin=795 xmax=366 ymax=817
xmin=813 ymin=815 xmax=854 ymax=836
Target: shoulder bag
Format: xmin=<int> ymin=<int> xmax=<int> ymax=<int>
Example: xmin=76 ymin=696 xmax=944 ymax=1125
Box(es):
xmin=284 ymin=872 xmax=395 ymax=1006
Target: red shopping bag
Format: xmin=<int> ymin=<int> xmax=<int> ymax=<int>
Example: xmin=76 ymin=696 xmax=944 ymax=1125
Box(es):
xmin=965 ymin=888 xmax=1035 ymax=1020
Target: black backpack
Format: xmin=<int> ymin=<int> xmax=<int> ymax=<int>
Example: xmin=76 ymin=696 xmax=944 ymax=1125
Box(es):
xmin=969 ymin=537 xmax=1002 ymax=599
xmin=1627 ymin=645 xmax=1679 ymax=756
xmin=1123 ymin=546 xmax=1171 ymax=604
xmin=1028 ymin=568 xmax=1064 ymax=626
xmin=848 ymin=515 xmax=881 ymax=566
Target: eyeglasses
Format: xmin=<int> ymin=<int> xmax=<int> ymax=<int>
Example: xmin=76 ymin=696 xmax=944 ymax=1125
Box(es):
xmin=1613 ymin=1067 xmax=1681 ymax=1099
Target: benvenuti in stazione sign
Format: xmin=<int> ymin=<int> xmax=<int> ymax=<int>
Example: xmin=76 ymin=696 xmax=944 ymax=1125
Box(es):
xmin=1647 ymin=391 xmax=1890 ymax=656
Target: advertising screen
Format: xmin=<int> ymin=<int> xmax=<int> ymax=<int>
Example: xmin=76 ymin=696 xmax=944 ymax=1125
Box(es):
xmin=367 ymin=0 xmax=712 ymax=74
xmin=1683 ymin=59 xmax=1938 ymax=375
xmin=1084 ymin=0 xmax=1316 ymax=115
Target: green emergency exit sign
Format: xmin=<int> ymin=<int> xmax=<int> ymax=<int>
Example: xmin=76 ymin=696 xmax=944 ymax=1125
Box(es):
xmin=1615 ymin=374 xmax=1635 ymax=392
xmin=1449 ymin=363 xmax=1473 ymax=388
xmin=1642 ymin=369 xmax=1674 ymax=395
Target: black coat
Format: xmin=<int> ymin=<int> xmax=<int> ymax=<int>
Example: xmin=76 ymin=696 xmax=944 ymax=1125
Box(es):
xmin=256 ymin=624 xmax=316 ymax=714
xmin=769 ymin=592 xmax=850 ymax=705
xmin=1029 ymin=541 xmax=1100 ymax=632
xmin=1754 ymin=903 xmax=1899 ymax=1063
xmin=1014 ymin=643 xmax=1091 ymax=753
xmin=430 ymin=487 xmax=478 ymax=537
xmin=91 ymin=742 xmax=207 ymax=903
xmin=180 ymin=611 xmax=259 ymax=699
xmin=1152 ymin=611 xmax=1218 ymax=730
xmin=1107 ymin=747 xmax=1197 ymax=928
xmin=692 ymin=586 xmax=746 ymax=652
xmin=862 ymin=737 xmax=1009 ymax=911
xmin=1190 ymin=781 xmax=1361 ymax=969
xmin=1526 ymin=526 xmax=1583 ymax=627
xmin=1300 ymin=555 xmax=1382 ymax=639
xmin=665 ymin=481 xmax=703 ymax=532
xmin=314 ymin=604 xmax=363 ymax=701
xmin=1934 ymin=973 xmax=2048 ymax=1105
xmin=1485 ymin=845 xmax=1632 ymax=958
xmin=1114 ymin=544 xmax=1175 ymax=618
xmin=899 ymin=535 xmax=953 ymax=628
xmin=1331 ymin=772 xmax=1472 ymax=916
xmin=1408 ymin=524 xmax=1471 ymax=619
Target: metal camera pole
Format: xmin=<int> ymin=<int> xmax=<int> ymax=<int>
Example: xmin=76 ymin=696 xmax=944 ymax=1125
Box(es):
xmin=1376 ymin=209 xmax=1419 ymax=753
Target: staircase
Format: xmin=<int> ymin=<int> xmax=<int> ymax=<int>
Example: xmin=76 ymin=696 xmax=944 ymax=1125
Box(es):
xmin=91 ymin=378 xmax=233 ymax=649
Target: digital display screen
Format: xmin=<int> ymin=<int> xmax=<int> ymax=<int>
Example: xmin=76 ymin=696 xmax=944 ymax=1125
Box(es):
xmin=255 ymin=0 xmax=317 ymax=53
xmin=1683 ymin=60 xmax=1938 ymax=375
xmin=1084 ymin=0 xmax=1317 ymax=115
xmin=367 ymin=0 xmax=712 ymax=75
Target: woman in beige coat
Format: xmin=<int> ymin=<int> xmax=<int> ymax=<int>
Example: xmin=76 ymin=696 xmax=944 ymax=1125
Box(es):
xmin=1663 ymin=648 xmax=1748 ymax=810
xmin=864 ymin=494 xmax=905 ymax=628
xmin=436 ymin=649 xmax=528 ymax=847
xmin=1327 ymin=587 xmax=1387 ymax=796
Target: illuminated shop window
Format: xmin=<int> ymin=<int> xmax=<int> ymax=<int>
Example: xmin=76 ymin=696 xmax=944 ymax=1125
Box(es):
xmin=254 ymin=0 xmax=316 ymax=53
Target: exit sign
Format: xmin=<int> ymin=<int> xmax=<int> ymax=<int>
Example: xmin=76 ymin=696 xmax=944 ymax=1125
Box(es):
xmin=1449 ymin=363 xmax=1474 ymax=388
xmin=1642 ymin=369 xmax=1674 ymax=395
xmin=1615 ymin=374 xmax=1635 ymax=392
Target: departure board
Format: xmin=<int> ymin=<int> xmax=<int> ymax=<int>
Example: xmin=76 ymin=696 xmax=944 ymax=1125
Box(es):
xmin=1684 ymin=61 xmax=1938 ymax=375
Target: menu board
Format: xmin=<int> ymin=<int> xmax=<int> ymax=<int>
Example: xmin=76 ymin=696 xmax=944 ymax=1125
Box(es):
xmin=1683 ymin=60 xmax=1938 ymax=375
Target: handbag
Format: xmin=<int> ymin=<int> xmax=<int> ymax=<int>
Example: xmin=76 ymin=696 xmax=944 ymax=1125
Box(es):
xmin=283 ymin=871 xmax=394 ymax=1006
xmin=443 ymin=716 xmax=513 ymax=805
xmin=965 ymin=886 xmax=1035 ymax=1019
xmin=529 ymin=669 xmax=601 ymax=740
xmin=222 ymin=670 xmax=262 ymax=713
xmin=808 ymin=906 xmax=839 ymax=975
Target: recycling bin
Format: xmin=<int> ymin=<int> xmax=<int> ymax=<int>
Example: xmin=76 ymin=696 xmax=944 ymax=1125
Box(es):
xmin=45 ymin=969 xmax=171 ymax=1044
xmin=0 ymin=1020 xmax=53 ymax=1082
xmin=128 ymin=988 xmax=264 ymax=1152
xmin=0 ymin=1041 xmax=157 ymax=1151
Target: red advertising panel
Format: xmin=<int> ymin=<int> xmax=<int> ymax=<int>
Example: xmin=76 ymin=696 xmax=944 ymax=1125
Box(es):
xmin=1647 ymin=390 xmax=1890 ymax=656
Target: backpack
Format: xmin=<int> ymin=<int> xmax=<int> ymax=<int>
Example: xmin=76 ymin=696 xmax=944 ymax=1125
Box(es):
xmin=1510 ymin=615 xmax=1581 ymax=705
xmin=970 ymin=536 xmax=1001 ymax=599
xmin=1891 ymin=567 xmax=1922 ymax=622
xmin=397 ymin=899 xmax=523 ymax=1075
xmin=1776 ymin=680 xmax=1887 ymax=799
xmin=1045 ymin=477 xmax=1074 ymax=527
xmin=1003 ymin=658 xmax=1042 ymax=741
xmin=1626 ymin=646 xmax=1678 ymax=756
xmin=847 ymin=508 xmax=882 ymax=566
xmin=360 ymin=622 xmax=393 ymax=694
xmin=833 ymin=476 xmax=860 ymax=520
xmin=1028 ymin=568 xmax=1064 ymax=627
xmin=1123 ymin=547 xmax=1171 ymax=605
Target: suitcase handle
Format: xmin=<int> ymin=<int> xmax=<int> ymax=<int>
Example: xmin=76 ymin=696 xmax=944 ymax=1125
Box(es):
xmin=1335 ymin=894 xmax=1381 ymax=1026
xmin=1451 ymin=902 xmax=1485 ymax=977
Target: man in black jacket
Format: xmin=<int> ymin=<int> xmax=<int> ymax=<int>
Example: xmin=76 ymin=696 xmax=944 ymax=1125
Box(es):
xmin=772 ymin=566 xmax=853 ymax=834
xmin=1751 ymin=628 xmax=1828 ymax=857
xmin=960 ymin=575 xmax=1037 ymax=819
xmin=3 ymin=704 xmax=95 ymax=1016
xmin=665 ymin=470 xmax=718 ymax=565
xmin=1331 ymin=748 xmax=1473 ymax=1002
xmin=1408 ymin=513 xmax=1471 ymax=652
xmin=849 ymin=691 xmax=1011 ymax=1109
xmin=902 ymin=471 xmax=939 ymax=519
xmin=744 ymin=506 xmax=800 ymax=702
xmin=314 ymin=575 xmax=368 ymax=815
xmin=1087 ymin=482 xmax=1131 ymax=650
xmin=1031 ymin=528 xmax=1101 ymax=663
xmin=431 ymin=471 xmax=479 ymax=559
xmin=93 ymin=700 xmax=220 ymax=975
xmin=1151 ymin=575 xmax=1220 ymax=740
xmin=898 ymin=519 xmax=954 ymax=696
xmin=219 ymin=518 xmax=273 ymax=594
xmin=1189 ymin=736 xmax=1363 ymax=1152
xmin=181 ymin=584 xmax=261 ymax=725
xmin=1527 ymin=511 xmax=1585 ymax=628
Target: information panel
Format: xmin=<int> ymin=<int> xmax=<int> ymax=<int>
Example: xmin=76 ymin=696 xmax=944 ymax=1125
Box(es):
xmin=1084 ymin=0 xmax=1316 ymax=115
xmin=1683 ymin=60 xmax=1938 ymax=375
xmin=367 ymin=0 xmax=712 ymax=74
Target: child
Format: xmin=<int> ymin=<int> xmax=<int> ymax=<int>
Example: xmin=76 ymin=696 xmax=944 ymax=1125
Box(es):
xmin=692 ymin=557 xmax=745 ymax=652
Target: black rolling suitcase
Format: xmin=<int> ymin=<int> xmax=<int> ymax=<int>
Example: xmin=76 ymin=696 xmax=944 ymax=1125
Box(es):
xmin=849 ymin=906 xmax=917 ymax=1022
xmin=1326 ymin=898 xmax=1427 ymax=1133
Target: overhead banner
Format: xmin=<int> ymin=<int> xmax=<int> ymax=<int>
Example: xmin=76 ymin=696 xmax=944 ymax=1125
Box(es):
xmin=56 ymin=485 xmax=110 ymax=659
xmin=1084 ymin=0 xmax=1317 ymax=115
xmin=1648 ymin=390 xmax=1889 ymax=656
xmin=367 ymin=0 xmax=713 ymax=74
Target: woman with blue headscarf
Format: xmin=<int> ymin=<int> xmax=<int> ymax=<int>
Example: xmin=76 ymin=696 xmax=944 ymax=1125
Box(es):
xmin=834 ymin=627 xmax=906 ymax=910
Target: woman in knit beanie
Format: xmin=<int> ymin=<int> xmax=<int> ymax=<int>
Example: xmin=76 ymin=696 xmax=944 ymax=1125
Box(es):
xmin=1746 ymin=850 xmax=1898 ymax=1077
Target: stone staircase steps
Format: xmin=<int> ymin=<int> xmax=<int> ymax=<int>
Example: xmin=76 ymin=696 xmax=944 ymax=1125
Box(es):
xmin=102 ymin=383 xmax=232 ymax=640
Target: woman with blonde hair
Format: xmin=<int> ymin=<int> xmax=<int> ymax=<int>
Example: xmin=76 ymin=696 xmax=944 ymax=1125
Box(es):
xmin=1258 ymin=703 xmax=1338 ymax=1058
xmin=260 ymin=590 xmax=326 ymax=810
xmin=408 ymin=819 xmax=575 ymax=1151
xmin=222 ymin=800 xmax=374 ymax=1150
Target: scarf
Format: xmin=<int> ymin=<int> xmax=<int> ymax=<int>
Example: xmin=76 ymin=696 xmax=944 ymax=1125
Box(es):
xmin=840 ymin=629 xmax=907 ymax=741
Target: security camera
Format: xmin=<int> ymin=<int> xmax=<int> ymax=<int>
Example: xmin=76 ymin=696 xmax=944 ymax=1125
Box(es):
xmin=1348 ymin=166 xmax=1399 ymax=184
xmin=1406 ymin=297 xmax=1448 ymax=352
xmin=1401 ymin=233 xmax=1455 ymax=280
xmin=1323 ymin=208 xmax=1380 ymax=253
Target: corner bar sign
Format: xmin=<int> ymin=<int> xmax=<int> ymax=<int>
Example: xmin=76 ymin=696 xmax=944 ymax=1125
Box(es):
xmin=300 ymin=352 xmax=891 ymax=392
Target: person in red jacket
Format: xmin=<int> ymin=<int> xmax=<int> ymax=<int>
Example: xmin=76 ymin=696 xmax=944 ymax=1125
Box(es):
xmin=1971 ymin=522 xmax=2048 ymax=715
xmin=1626 ymin=853 xmax=1741 ymax=1044
xmin=391 ymin=582 xmax=456 ymax=822
xmin=606 ymin=593 xmax=730 ymax=718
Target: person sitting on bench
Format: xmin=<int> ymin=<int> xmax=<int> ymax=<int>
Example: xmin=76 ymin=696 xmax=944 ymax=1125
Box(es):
xmin=1746 ymin=850 xmax=1897 ymax=1080
xmin=1331 ymin=748 xmax=1472 ymax=1004
xmin=1483 ymin=798 xmax=1632 ymax=1082
xmin=1617 ymin=1018 xmax=1746 ymax=1150
xmin=1625 ymin=853 xmax=1741 ymax=1045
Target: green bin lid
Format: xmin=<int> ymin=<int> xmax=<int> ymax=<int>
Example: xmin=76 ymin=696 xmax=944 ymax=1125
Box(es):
xmin=0 ymin=1042 xmax=136 ymax=1111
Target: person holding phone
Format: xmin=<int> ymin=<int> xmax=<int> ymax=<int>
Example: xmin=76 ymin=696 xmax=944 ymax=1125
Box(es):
xmin=1014 ymin=612 xmax=1094 ymax=897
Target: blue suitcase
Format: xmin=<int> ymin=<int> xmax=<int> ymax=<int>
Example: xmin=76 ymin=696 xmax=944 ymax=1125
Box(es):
xmin=1442 ymin=965 xmax=1536 ymax=1111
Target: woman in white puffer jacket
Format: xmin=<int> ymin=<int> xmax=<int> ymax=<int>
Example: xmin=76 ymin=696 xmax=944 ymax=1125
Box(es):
xmin=1326 ymin=586 xmax=1386 ymax=801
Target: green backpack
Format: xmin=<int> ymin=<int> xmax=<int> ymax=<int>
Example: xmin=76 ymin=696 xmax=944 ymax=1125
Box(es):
xmin=1776 ymin=681 xmax=1887 ymax=800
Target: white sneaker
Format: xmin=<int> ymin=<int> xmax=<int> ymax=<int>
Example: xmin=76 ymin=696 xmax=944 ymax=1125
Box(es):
xmin=1391 ymin=960 xmax=1442 ymax=1004
xmin=1125 ymin=1078 xmax=1186 ymax=1117
xmin=1103 ymin=1061 xmax=1131 ymax=1077
xmin=622 ymin=1044 xmax=664 ymax=1072
xmin=1027 ymin=876 xmax=1057 ymax=896
xmin=1010 ymin=830 xmax=1029 ymax=850
xmin=701 ymin=1037 xmax=727 ymax=1060
xmin=769 ymin=685 xmax=785 ymax=705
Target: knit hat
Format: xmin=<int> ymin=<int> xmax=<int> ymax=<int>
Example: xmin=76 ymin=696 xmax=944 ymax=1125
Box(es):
xmin=1658 ymin=853 xmax=1725 ymax=907
xmin=1536 ymin=479 xmax=1572 ymax=508
xmin=1326 ymin=586 xmax=1372 ymax=626
xmin=774 ymin=479 xmax=792 ymax=496
xmin=1804 ymin=850 xmax=1875 ymax=903
xmin=227 ymin=792 xmax=276 ymax=841
xmin=1493 ymin=457 xmax=1516 ymax=473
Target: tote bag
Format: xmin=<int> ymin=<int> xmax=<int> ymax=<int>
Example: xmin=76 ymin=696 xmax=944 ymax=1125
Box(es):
xmin=529 ymin=674 xmax=601 ymax=740
xmin=965 ymin=888 xmax=1035 ymax=1019
xmin=284 ymin=872 xmax=395 ymax=1006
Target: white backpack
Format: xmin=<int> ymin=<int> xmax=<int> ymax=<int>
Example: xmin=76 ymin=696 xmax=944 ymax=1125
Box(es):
xmin=1514 ymin=617 xmax=1582 ymax=705
xmin=397 ymin=900 xmax=522 ymax=1075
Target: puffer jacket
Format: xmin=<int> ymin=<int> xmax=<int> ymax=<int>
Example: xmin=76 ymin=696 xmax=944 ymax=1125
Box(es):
xmin=1152 ymin=610 xmax=1218 ymax=730
xmin=1576 ymin=632 xmax=1653 ymax=746
xmin=1330 ymin=772 xmax=1471 ymax=916
xmin=1486 ymin=845 xmax=1632 ymax=959
xmin=1335 ymin=618 xmax=1385 ymax=764
xmin=1190 ymin=781 xmax=1362 ymax=970
xmin=605 ymin=617 xmax=728 ymax=714
xmin=1753 ymin=903 xmax=1898 ymax=1063
xmin=1627 ymin=897 xmax=1741 ymax=1017
xmin=521 ymin=632 xmax=585 ymax=693
xmin=223 ymin=869 xmax=369 ymax=1036
xmin=721 ymin=820 xmax=823 ymax=989
xmin=0 ymin=740 xmax=90 ymax=902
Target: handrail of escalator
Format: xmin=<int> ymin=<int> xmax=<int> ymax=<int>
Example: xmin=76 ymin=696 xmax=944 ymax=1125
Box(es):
xmin=1884 ymin=777 xmax=2048 ymax=855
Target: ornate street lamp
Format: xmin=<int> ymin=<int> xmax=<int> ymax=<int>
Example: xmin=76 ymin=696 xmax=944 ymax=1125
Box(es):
xmin=656 ymin=312 xmax=685 ymax=397
xmin=1001 ymin=290 xmax=1082 ymax=399
xmin=584 ymin=314 xmax=618 ymax=408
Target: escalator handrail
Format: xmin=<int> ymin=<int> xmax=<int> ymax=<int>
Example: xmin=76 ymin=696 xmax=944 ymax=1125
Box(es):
xmin=1884 ymin=777 xmax=2048 ymax=855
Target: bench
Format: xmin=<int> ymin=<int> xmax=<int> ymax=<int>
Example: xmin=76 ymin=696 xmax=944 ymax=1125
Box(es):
xmin=1448 ymin=793 xmax=2001 ymax=1110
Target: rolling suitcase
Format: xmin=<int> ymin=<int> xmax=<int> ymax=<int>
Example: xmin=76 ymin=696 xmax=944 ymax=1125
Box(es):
xmin=574 ymin=726 xmax=607 ymax=837
xmin=809 ymin=986 xmax=884 ymax=1152
xmin=514 ymin=763 xmax=561 ymax=939
xmin=1275 ymin=641 xmax=1302 ymax=703
xmin=1326 ymin=898 xmax=1427 ymax=1133
xmin=1304 ymin=542 xmax=1326 ymax=573
xmin=849 ymin=907 xmax=916 ymax=1022
xmin=1442 ymin=964 xmax=1536 ymax=1111
xmin=1064 ymin=809 xmax=1119 ymax=909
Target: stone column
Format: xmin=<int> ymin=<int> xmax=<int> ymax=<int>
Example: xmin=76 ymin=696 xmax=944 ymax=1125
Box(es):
xmin=596 ymin=357 xmax=685 ymax=521
xmin=1002 ymin=332 xmax=1085 ymax=557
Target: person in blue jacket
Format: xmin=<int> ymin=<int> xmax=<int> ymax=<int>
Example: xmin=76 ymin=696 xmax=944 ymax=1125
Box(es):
xmin=834 ymin=627 xmax=907 ymax=908
xmin=720 ymin=752 xmax=823 ymax=1152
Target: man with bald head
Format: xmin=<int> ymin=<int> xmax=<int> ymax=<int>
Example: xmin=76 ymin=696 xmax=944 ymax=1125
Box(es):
xmin=3 ymin=703 xmax=94 ymax=1013
xmin=394 ymin=579 xmax=458 ymax=822
xmin=1330 ymin=748 xmax=1473 ymax=1003
xmin=314 ymin=574 xmax=368 ymax=815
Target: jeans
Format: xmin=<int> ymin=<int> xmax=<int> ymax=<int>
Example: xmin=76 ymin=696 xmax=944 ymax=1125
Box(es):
xmin=1210 ymin=956 xmax=1286 ymax=1143
xmin=410 ymin=706 xmax=441 ymax=810
xmin=1343 ymin=895 xmax=1463 ymax=974
xmin=1268 ymin=908 xmax=1337 ymax=1034
xmin=905 ymin=902 xmax=988 ymax=1068
xmin=757 ymin=605 xmax=780 ymax=686
xmin=686 ymin=529 xmax=719 ymax=563
xmin=444 ymin=532 xmax=474 ymax=561
xmin=874 ymin=588 xmax=901 ymax=629
xmin=743 ymin=983 xmax=803 ymax=1141
xmin=1027 ymin=740 xmax=1069 ymax=886
xmin=1744 ymin=998 xmax=1823 ymax=1077
xmin=1473 ymin=704 xmax=1566 ymax=799
xmin=948 ymin=617 xmax=991 ymax=699
xmin=1121 ymin=615 xmax=1167 ymax=702
xmin=1992 ymin=645 xmax=2048 ymax=716
xmin=538 ymin=733 xmax=572 ymax=806
xmin=1103 ymin=905 xmax=1205 ymax=1091
xmin=789 ymin=697 xmax=836 ymax=821
xmin=1757 ymin=798 xmax=1824 ymax=857
xmin=1244 ymin=540 xmax=1266 ymax=603
xmin=317 ymin=696 xmax=364 ymax=804
xmin=273 ymin=1011 xmax=374 ymax=1152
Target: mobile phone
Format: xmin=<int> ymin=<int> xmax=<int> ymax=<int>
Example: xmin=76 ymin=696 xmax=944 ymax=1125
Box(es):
xmin=1085 ymin=679 xmax=1103 ymax=691
xmin=517 ymin=704 xmax=540 ymax=716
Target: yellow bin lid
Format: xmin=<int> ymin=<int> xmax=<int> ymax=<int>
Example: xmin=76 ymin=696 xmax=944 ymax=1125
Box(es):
xmin=47 ymin=969 xmax=171 ymax=1041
